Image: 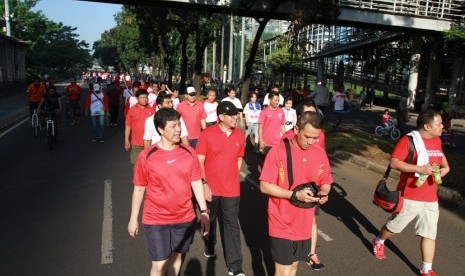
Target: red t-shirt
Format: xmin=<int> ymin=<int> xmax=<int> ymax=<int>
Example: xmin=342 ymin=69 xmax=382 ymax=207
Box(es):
xmin=125 ymin=104 xmax=155 ymax=146
xmin=134 ymin=144 xmax=202 ymax=225
xmin=281 ymin=129 xmax=326 ymax=148
xmin=258 ymin=106 xmax=285 ymax=147
xmin=177 ymin=100 xmax=207 ymax=139
xmin=392 ymin=135 xmax=444 ymax=202
xmin=260 ymin=140 xmax=333 ymax=240
xmin=196 ymin=125 xmax=245 ymax=197
xmin=66 ymin=83 xmax=82 ymax=101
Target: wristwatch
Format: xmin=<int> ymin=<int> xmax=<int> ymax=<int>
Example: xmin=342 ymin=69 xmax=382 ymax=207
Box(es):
xmin=200 ymin=209 xmax=209 ymax=214
xmin=291 ymin=190 xmax=298 ymax=203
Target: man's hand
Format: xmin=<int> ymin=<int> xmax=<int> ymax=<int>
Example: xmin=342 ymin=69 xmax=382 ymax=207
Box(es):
xmin=203 ymin=183 xmax=212 ymax=202
xmin=296 ymin=189 xmax=320 ymax=204
xmin=419 ymin=164 xmax=433 ymax=175
xmin=200 ymin=213 xmax=210 ymax=236
xmin=128 ymin=220 xmax=139 ymax=238
xmin=124 ymin=140 xmax=131 ymax=151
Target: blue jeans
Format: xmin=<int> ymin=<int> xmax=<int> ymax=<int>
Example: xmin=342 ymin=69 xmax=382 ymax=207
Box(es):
xmin=188 ymin=139 xmax=198 ymax=149
xmin=90 ymin=115 xmax=105 ymax=138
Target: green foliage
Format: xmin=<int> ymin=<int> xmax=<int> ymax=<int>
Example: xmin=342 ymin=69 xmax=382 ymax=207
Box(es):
xmin=267 ymin=34 xmax=302 ymax=73
xmin=1 ymin=0 xmax=91 ymax=78
xmin=444 ymin=21 xmax=465 ymax=56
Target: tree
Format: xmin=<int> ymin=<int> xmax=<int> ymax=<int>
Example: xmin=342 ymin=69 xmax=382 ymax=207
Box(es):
xmin=1 ymin=0 xmax=91 ymax=77
xmin=93 ymin=29 xmax=121 ymax=72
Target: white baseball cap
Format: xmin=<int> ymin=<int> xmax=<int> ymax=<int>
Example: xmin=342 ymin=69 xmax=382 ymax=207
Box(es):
xmin=187 ymin=86 xmax=196 ymax=94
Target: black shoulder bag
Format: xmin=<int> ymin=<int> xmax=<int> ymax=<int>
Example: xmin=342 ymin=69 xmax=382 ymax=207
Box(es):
xmin=284 ymin=138 xmax=319 ymax=209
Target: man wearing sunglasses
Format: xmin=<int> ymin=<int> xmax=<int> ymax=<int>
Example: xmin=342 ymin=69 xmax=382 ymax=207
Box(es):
xmin=176 ymin=87 xmax=207 ymax=148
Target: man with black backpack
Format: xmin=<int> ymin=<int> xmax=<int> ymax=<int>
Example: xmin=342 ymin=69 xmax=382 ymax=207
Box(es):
xmin=260 ymin=111 xmax=332 ymax=276
xmin=373 ymin=110 xmax=450 ymax=276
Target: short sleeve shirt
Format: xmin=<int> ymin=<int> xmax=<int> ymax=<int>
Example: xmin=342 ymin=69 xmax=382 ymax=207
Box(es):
xmin=243 ymin=102 xmax=261 ymax=124
xmin=282 ymin=108 xmax=297 ymax=132
xmin=134 ymin=144 xmax=202 ymax=225
xmin=125 ymin=104 xmax=155 ymax=146
xmin=203 ymin=101 xmax=219 ymax=123
xmin=196 ymin=125 xmax=245 ymax=197
xmin=258 ymin=106 xmax=286 ymax=147
xmin=392 ymin=135 xmax=443 ymax=202
xmin=260 ymin=140 xmax=332 ymax=240
xmin=176 ymin=100 xmax=207 ymax=139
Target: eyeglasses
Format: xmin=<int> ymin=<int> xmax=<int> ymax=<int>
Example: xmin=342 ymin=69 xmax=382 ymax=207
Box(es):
xmin=187 ymin=92 xmax=197 ymax=97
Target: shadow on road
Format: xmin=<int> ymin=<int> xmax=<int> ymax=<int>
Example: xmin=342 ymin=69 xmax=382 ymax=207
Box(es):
xmin=321 ymin=182 xmax=418 ymax=274
xmin=239 ymin=141 xmax=275 ymax=276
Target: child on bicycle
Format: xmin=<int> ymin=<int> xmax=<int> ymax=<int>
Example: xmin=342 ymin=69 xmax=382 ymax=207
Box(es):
xmin=382 ymin=109 xmax=391 ymax=129
xmin=37 ymin=85 xmax=62 ymax=129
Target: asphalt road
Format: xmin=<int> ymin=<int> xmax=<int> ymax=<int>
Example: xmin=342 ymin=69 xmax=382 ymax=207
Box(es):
xmin=1 ymin=88 xmax=464 ymax=276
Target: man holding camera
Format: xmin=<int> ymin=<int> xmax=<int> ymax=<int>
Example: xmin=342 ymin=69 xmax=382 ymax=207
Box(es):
xmin=260 ymin=111 xmax=332 ymax=276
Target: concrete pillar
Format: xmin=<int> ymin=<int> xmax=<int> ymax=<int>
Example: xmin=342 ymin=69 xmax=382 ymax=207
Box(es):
xmin=407 ymin=37 xmax=421 ymax=110
xmin=212 ymin=41 xmax=216 ymax=80
xmin=449 ymin=56 xmax=464 ymax=106
xmin=228 ymin=15 xmax=234 ymax=83
xmin=240 ymin=17 xmax=245 ymax=78
xmin=422 ymin=39 xmax=440 ymax=111
xmin=204 ymin=47 xmax=208 ymax=73
xmin=220 ymin=19 xmax=225 ymax=82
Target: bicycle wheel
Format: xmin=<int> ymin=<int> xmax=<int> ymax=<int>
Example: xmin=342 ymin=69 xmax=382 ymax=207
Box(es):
xmin=374 ymin=126 xmax=384 ymax=136
xmin=32 ymin=116 xmax=39 ymax=138
xmin=47 ymin=125 xmax=54 ymax=151
xmin=390 ymin=128 xmax=401 ymax=140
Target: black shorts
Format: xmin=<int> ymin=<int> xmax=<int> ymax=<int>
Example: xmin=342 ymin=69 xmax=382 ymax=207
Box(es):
xmin=270 ymin=236 xmax=312 ymax=265
xmin=144 ymin=220 xmax=195 ymax=261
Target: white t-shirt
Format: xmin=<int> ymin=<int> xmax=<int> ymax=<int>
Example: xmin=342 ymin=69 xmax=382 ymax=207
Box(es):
xmin=282 ymin=107 xmax=297 ymax=131
xmin=172 ymin=97 xmax=180 ymax=110
xmin=221 ymin=97 xmax=243 ymax=111
xmin=333 ymin=92 xmax=348 ymax=111
xmin=143 ymin=114 xmax=188 ymax=145
xmin=204 ymin=101 xmax=218 ymax=123
xmin=148 ymin=93 xmax=157 ymax=108
xmin=263 ymin=93 xmax=284 ymax=106
xmin=126 ymin=96 xmax=138 ymax=110
xmin=243 ymin=102 xmax=261 ymax=124
xmin=122 ymin=88 xmax=133 ymax=102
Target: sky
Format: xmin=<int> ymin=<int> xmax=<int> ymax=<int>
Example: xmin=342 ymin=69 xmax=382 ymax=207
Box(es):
xmin=32 ymin=0 xmax=122 ymax=50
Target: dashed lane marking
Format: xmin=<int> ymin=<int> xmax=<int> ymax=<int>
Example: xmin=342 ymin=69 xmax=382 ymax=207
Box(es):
xmin=0 ymin=118 xmax=28 ymax=138
xmin=101 ymin=180 xmax=113 ymax=265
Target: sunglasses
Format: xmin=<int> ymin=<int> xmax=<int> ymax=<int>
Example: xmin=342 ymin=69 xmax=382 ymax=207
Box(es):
xmin=187 ymin=92 xmax=197 ymax=97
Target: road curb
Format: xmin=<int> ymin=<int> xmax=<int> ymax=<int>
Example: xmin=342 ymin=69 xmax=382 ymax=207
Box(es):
xmin=330 ymin=150 xmax=464 ymax=204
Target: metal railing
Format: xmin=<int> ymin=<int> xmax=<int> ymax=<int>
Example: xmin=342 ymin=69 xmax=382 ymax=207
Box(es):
xmin=339 ymin=0 xmax=465 ymax=21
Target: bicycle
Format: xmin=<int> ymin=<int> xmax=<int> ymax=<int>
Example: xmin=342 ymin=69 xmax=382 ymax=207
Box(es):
xmin=42 ymin=110 xmax=58 ymax=151
xmin=31 ymin=109 xmax=39 ymax=138
xmin=374 ymin=119 xmax=401 ymax=140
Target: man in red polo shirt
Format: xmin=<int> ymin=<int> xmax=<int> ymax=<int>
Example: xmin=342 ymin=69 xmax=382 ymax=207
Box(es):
xmin=258 ymin=92 xmax=286 ymax=155
xmin=196 ymin=101 xmax=246 ymax=276
xmin=176 ymin=86 xmax=207 ymax=148
xmin=65 ymin=76 xmax=82 ymax=125
xmin=128 ymin=108 xmax=209 ymax=276
xmin=260 ymin=111 xmax=332 ymax=276
xmin=125 ymin=89 xmax=155 ymax=164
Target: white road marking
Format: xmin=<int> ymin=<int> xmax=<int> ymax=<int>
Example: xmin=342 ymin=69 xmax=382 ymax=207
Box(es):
xmin=240 ymin=172 xmax=334 ymax=242
xmin=318 ymin=229 xmax=334 ymax=241
xmin=101 ymin=180 xmax=113 ymax=265
xmin=0 ymin=118 xmax=28 ymax=138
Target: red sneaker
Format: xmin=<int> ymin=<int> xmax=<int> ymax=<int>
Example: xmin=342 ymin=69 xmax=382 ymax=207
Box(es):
xmin=419 ymin=270 xmax=437 ymax=276
xmin=372 ymin=239 xmax=386 ymax=259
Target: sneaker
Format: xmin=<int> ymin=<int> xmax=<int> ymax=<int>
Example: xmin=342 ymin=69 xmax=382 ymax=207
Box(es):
xmin=419 ymin=270 xmax=437 ymax=276
xmin=203 ymin=251 xmax=216 ymax=258
xmin=372 ymin=239 xmax=386 ymax=260
xmin=92 ymin=138 xmax=98 ymax=142
xmin=99 ymin=139 xmax=105 ymax=143
xmin=228 ymin=269 xmax=245 ymax=276
xmin=306 ymin=254 xmax=325 ymax=271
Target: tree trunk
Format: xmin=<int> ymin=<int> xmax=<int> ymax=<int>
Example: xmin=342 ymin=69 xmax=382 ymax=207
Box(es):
xmin=422 ymin=39 xmax=440 ymax=111
xmin=407 ymin=36 xmax=422 ymax=110
xmin=180 ymin=37 xmax=188 ymax=93
xmin=450 ymin=56 xmax=464 ymax=106
xmin=241 ymin=18 xmax=270 ymax=105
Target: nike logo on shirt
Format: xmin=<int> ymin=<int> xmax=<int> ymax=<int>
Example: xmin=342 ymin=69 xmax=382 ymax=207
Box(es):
xmin=167 ymin=160 xmax=176 ymax=164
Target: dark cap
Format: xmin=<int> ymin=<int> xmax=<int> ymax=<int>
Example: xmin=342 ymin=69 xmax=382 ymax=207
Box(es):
xmin=217 ymin=101 xmax=238 ymax=116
